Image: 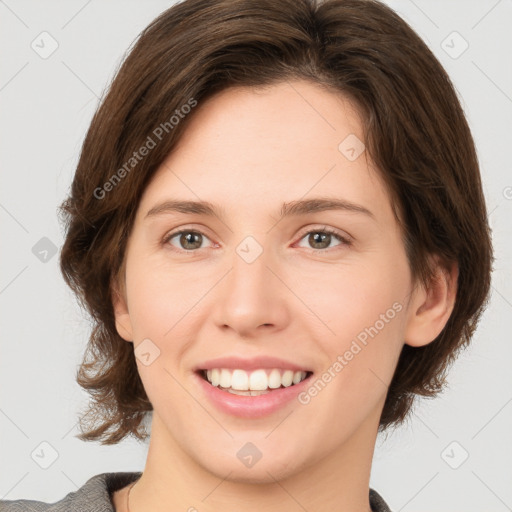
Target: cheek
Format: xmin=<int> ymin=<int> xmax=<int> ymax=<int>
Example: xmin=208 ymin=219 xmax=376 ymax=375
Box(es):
xmin=294 ymin=256 xmax=409 ymax=346
xmin=294 ymin=266 xmax=408 ymax=439
xmin=293 ymin=251 xmax=410 ymax=410
xmin=124 ymin=245 xmax=203 ymax=339
xmin=125 ymin=231 xmax=410 ymax=367
xmin=126 ymin=273 xmax=173 ymax=339
xmin=123 ymin=256 xmax=197 ymax=407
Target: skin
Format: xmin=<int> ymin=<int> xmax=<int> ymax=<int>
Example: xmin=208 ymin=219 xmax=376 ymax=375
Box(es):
xmin=111 ymin=79 xmax=457 ymax=512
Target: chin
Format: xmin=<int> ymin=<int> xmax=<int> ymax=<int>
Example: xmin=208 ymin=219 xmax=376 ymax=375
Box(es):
xmin=207 ymin=459 xmax=298 ymax=485
xmin=192 ymin=438 xmax=309 ymax=485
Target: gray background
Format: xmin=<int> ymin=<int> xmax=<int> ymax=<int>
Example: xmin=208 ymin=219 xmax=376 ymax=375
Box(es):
xmin=1 ymin=1 xmax=511 ymax=511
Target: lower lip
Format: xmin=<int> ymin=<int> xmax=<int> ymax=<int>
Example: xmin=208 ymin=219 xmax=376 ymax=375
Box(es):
xmin=194 ymin=371 xmax=313 ymax=418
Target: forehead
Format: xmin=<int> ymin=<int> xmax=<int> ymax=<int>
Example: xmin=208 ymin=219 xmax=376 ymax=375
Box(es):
xmin=137 ymin=80 xmax=393 ymax=226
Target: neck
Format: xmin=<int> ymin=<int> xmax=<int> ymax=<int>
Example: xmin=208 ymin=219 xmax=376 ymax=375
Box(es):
xmin=128 ymin=412 xmax=378 ymax=512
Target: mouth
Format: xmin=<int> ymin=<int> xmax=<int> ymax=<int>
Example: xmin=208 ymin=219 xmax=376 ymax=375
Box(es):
xmin=197 ymin=368 xmax=313 ymax=396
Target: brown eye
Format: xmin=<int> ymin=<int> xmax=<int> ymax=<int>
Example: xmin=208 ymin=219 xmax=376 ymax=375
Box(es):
xmin=308 ymin=232 xmax=334 ymax=250
xmin=165 ymin=230 xmax=209 ymax=251
xmin=296 ymin=228 xmax=351 ymax=251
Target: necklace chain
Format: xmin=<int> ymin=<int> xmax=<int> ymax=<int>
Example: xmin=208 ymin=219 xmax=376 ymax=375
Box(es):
xmin=126 ymin=481 xmax=137 ymax=512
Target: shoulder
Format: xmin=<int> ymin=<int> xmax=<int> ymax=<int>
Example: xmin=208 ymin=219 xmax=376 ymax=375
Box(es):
xmin=370 ymin=487 xmax=393 ymax=512
xmin=0 ymin=472 xmax=142 ymax=512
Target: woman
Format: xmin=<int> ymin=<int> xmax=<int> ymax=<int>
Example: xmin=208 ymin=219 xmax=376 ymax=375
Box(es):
xmin=1 ymin=0 xmax=492 ymax=510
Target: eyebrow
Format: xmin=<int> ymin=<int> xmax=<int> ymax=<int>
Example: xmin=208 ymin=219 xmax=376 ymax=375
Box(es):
xmin=144 ymin=197 xmax=375 ymax=222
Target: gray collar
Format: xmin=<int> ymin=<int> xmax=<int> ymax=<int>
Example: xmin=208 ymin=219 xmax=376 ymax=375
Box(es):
xmin=1 ymin=471 xmax=392 ymax=512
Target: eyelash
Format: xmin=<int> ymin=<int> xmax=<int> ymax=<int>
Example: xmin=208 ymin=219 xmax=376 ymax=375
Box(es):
xmin=162 ymin=226 xmax=352 ymax=253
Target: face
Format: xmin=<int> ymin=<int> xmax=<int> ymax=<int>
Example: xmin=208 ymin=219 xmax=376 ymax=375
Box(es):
xmin=113 ymin=80 xmax=428 ymax=483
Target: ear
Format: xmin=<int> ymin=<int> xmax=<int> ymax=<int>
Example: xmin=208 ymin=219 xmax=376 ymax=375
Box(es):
xmin=111 ymin=276 xmax=134 ymax=342
xmin=404 ymin=256 xmax=458 ymax=347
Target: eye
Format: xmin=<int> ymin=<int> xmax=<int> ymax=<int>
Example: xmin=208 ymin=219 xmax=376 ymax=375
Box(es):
xmin=164 ymin=229 xmax=213 ymax=251
xmin=163 ymin=226 xmax=351 ymax=253
xmin=295 ymin=227 xmax=351 ymax=251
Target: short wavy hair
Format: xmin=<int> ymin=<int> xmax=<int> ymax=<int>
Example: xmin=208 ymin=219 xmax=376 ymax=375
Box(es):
xmin=59 ymin=0 xmax=493 ymax=444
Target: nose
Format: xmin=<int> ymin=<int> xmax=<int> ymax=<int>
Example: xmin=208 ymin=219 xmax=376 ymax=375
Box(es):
xmin=213 ymin=242 xmax=290 ymax=339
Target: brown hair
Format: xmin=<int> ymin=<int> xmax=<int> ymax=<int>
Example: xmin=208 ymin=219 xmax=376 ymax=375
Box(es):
xmin=59 ymin=0 xmax=493 ymax=444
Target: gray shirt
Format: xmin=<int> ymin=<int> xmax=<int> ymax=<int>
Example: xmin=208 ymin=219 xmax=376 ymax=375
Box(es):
xmin=0 ymin=472 xmax=392 ymax=511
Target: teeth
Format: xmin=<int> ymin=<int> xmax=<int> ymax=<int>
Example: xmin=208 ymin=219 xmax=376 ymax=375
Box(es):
xmin=249 ymin=369 xmax=268 ymax=390
xmin=220 ymin=369 xmax=232 ymax=388
xmin=210 ymin=369 xmax=220 ymax=386
xmin=268 ymin=369 xmax=282 ymax=389
xmin=292 ymin=370 xmax=303 ymax=384
xmin=203 ymin=368 xmax=308 ymax=391
xmin=227 ymin=388 xmax=272 ymax=396
xmin=282 ymin=370 xmax=293 ymax=387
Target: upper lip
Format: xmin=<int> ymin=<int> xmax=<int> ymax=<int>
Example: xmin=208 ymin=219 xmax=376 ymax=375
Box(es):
xmin=195 ymin=356 xmax=312 ymax=373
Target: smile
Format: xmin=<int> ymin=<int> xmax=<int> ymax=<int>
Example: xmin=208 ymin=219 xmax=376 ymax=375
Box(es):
xmin=201 ymin=368 xmax=311 ymax=396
